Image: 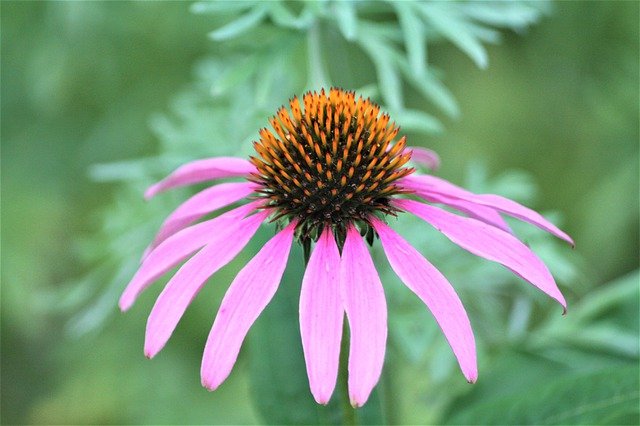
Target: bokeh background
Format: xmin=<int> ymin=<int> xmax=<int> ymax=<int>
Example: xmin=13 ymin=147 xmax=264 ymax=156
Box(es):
xmin=2 ymin=1 xmax=638 ymax=424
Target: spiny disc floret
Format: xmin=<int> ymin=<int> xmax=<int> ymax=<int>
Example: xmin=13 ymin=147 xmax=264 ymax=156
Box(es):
xmin=250 ymin=88 xmax=414 ymax=236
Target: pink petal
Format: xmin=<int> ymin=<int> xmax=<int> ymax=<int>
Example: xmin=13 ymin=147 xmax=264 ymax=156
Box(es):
xmin=144 ymin=209 xmax=269 ymax=358
xmin=201 ymin=221 xmax=296 ymax=390
xmin=299 ymin=228 xmax=343 ymax=404
xmin=400 ymin=174 xmax=573 ymax=245
xmin=407 ymin=146 xmax=440 ymax=170
xmin=400 ymin=174 xmax=470 ymax=198
xmin=340 ymin=225 xmax=387 ymax=407
xmin=371 ymin=218 xmax=477 ymax=382
xmin=144 ymin=157 xmax=257 ymax=199
xmin=400 ymin=175 xmax=511 ymax=232
xmin=397 ymin=199 xmax=567 ymax=311
xmin=420 ymin=191 xmax=511 ymax=233
xmin=119 ymin=201 xmax=261 ymax=311
xmin=469 ymin=193 xmax=574 ymax=247
xmin=143 ymin=209 xmax=268 ymax=358
xmin=149 ymin=181 xmax=257 ymax=250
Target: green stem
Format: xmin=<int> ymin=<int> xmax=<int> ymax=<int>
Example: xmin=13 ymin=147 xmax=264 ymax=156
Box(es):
xmin=307 ymin=22 xmax=329 ymax=90
xmin=339 ymin=321 xmax=358 ymax=426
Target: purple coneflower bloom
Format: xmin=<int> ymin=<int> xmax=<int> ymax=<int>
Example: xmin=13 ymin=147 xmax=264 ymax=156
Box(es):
xmin=120 ymin=88 xmax=573 ymax=407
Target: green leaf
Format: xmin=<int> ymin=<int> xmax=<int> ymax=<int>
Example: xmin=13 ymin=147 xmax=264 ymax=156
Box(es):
xmin=333 ymin=0 xmax=358 ymax=41
xmin=267 ymin=1 xmax=314 ymax=30
xmin=571 ymin=270 xmax=640 ymax=324
xmin=445 ymin=366 xmax=640 ymax=425
xmin=208 ymin=4 xmax=269 ymax=41
xmin=417 ymin=3 xmax=488 ymax=69
xmin=394 ymin=109 xmax=443 ymax=134
xmin=190 ymin=1 xmax=256 ymax=15
xmin=563 ymin=326 xmax=639 ymax=358
xmin=357 ymin=35 xmax=403 ymax=111
xmin=355 ymin=83 xmax=379 ymax=100
xmin=393 ymin=54 xmax=460 ymax=117
xmin=210 ymin=56 xmax=260 ymax=96
xmin=529 ymin=270 xmax=640 ymax=359
xmin=357 ymin=20 xmax=404 ymax=44
xmin=461 ymin=2 xmax=544 ymax=31
xmin=393 ymin=1 xmax=426 ymax=77
xmin=466 ymin=21 xmax=501 ymax=44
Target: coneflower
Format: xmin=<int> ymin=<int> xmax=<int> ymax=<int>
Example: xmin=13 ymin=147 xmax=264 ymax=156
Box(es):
xmin=120 ymin=88 xmax=573 ymax=407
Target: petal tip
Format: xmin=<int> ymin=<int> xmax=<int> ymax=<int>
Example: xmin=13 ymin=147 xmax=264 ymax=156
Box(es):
xmin=349 ymin=392 xmax=369 ymax=408
xmin=311 ymin=389 xmax=334 ymax=405
xmin=315 ymin=397 xmax=330 ymax=406
xmin=201 ymin=378 xmax=219 ymax=392
xmin=144 ymin=185 xmax=159 ymax=200
xmin=118 ymin=296 xmax=133 ymax=312
xmin=144 ymin=342 xmax=161 ymax=359
xmin=557 ymin=295 xmax=568 ymax=314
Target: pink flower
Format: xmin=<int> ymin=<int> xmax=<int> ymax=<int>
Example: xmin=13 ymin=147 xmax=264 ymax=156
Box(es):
xmin=120 ymin=89 xmax=573 ymax=407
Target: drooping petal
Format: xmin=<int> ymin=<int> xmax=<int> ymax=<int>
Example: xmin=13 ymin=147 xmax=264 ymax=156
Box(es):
xmin=201 ymin=221 xmax=296 ymax=390
xmin=371 ymin=218 xmax=477 ymax=382
xmin=119 ymin=201 xmax=261 ymax=311
xmin=420 ymin=191 xmax=512 ymax=233
xmin=397 ymin=199 xmax=566 ymax=310
xmin=149 ymin=181 xmax=257 ymax=249
xmin=144 ymin=157 xmax=257 ymax=199
xmin=400 ymin=173 xmax=467 ymax=197
xmin=143 ymin=210 xmax=269 ymax=358
xmin=407 ymin=146 xmax=440 ymax=170
xmin=400 ymin=174 xmax=573 ymax=245
xmin=299 ymin=228 xmax=343 ymax=404
xmin=399 ymin=175 xmax=511 ymax=232
xmin=340 ymin=225 xmax=387 ymax=407
xmin=466 ymin=193 xmax=574 ymax=246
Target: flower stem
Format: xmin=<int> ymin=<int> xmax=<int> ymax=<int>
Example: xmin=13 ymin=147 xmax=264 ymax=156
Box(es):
xmin=339 ymin=322 xmax=358 ymax=426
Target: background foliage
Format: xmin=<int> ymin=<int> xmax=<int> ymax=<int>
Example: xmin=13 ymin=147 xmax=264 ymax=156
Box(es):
xmin=2 ymin=1 xmax=638 ymax=424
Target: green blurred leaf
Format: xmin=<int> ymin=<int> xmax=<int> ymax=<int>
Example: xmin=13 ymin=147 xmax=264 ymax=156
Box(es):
xmin=445 ymin=366 xmax=640 ymax=425
xmin=267 ymin=1 xmax=313 ymax=30
xmin=190 ymin=1 xmax=256 ymax=15
xmin=393 ymin=1 xmax=426 ymax=77
xmin=394 ymin=109 xmax=443 ymax=134
xmin=210 ymin=56 xmax=260 ymax=96
xmin=570 ymin=270 xmax=639 ymax=325
xmin=333 ymin=0 xmax=358 ymax=41
xmin=394 ymin=57 xmax=460 ymax=117
xmin=461 ymin=2 xmax=544 ymax=31
xmin=417 ymin=4 xmax=488 ymax=69
xmin=208 ymin=4 xmax=269 ymax=41
xmin=357 ymin=34 xmax=403 ymax=112
xmin=530 ymin=270 xmax=639 ymax=359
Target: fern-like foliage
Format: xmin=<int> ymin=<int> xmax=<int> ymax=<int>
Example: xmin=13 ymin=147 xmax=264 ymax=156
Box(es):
xmin=191 ymin=0 xmax=549 ymax=132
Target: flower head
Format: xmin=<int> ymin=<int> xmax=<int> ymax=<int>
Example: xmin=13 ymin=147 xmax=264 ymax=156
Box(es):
xmin=120 ymin=88 xmax=573 ymax=407
xmin=249 ymin=90 xmax=413 ymax=246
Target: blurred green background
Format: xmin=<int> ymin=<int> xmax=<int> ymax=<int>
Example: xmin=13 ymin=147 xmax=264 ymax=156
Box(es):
xmin=2 ymin=1 xmax=638 ymax=424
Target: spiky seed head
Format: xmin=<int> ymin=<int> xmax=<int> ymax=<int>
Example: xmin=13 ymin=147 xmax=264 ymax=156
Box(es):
xmin=250 ymin=88 xmax=414 ymax=241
